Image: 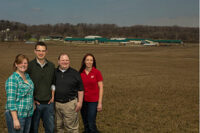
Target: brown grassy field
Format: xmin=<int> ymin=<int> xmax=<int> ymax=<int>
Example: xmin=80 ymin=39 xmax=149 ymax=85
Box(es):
xmin=0 ymin=42 xmax=199 ymax=133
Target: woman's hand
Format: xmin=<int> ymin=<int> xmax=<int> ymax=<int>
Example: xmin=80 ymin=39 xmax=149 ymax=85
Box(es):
xmin=10 ymin=111 xmax=20 ymax=130
xmin=97 ymin=103 xmax=102 ymax=112
xmin=13 ymin=119 xmax=20 ymax=130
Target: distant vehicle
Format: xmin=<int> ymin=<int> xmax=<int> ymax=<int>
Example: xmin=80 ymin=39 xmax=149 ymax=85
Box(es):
xmin=143 ymin=43 xmax=157 ymax=46
xmin=25 ymin=41 xmax=36 ymax=44
xmin=141 ymin=40 xmax=157 ymax=46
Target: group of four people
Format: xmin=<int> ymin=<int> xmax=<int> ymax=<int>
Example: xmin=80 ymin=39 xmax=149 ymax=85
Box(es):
xmin=5 ymin=42 xmax=104 ymax=133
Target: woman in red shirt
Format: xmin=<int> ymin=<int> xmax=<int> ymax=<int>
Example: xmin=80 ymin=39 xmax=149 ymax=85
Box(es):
xmin=79 ymin=53 xmax=103 ymax=133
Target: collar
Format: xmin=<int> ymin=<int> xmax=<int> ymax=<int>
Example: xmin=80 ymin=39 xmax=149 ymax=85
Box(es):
xmin=14 ymin=72 xmax=21 ymax=78
xmin=13 ymin=72 xmax=28 ymax=80
xmin=84 ymin=67 xmax=95 ymax=74
xmin=57 ymin=66 xmax=71 ymax=73
xmin=36 ymin=58 xmax=47 ymax=68
xmin=59 ymin=68 xmax=67 ymax=73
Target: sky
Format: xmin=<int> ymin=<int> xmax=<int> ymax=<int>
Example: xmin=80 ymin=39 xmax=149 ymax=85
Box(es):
xmin=0 ymin=0 xmax=199 ymax=27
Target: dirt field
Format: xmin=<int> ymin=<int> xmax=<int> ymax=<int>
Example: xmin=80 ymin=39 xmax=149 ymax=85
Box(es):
xmin=0 ymin=42 xmax=198 ymax=133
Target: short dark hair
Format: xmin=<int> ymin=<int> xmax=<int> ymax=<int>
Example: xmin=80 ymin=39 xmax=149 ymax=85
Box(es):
xmin=13 ymin=54 xmax=29 ymax=71
xmin=35 ymin=42 xmax=47 ymax=50
xmin=58 ymin=53 xmax=70 ymax=60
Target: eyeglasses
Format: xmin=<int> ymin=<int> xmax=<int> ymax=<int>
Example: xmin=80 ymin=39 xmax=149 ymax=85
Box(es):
xmin=35 ymin=50 xmax=46 ymax=52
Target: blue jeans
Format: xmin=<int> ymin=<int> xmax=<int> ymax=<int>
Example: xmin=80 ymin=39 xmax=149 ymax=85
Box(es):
xmin=30 ymin=103 xmax=55 ymax=133
xmin=81 ymin=102 xmax=99 ymax=133
xmin=5 ymin=110 xmax=32 ymax=133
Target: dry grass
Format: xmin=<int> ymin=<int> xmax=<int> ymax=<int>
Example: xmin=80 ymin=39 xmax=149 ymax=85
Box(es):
xmin=0 ymin=42 xmax=198 ymax=133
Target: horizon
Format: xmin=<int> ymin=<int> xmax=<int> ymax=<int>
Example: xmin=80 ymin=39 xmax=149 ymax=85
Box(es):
xmin=1 ymin=19 xmax=199 ymax=28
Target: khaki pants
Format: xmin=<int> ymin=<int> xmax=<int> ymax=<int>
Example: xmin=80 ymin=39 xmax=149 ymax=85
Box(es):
xmin=55 ymin=99 xmax=79 ymax=133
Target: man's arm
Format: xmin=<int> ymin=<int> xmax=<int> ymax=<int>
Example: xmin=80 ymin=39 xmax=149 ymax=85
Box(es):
xmin=48 ymin=88 xmax=55 ymax=104
xmin=75 ymin=91 xmax=83 ymax=112
xmin=48 ymin=67 xmax=56 ymax=104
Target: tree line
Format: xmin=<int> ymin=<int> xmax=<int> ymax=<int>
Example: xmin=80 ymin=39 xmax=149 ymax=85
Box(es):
xmin=0 ymin=20 xmax=199 ymax=43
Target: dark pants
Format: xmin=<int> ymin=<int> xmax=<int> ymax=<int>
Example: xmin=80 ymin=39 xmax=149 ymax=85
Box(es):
xmin=5 ymin=110 xmax=32 ymax=133
xmin=81 ymin=102 xmax=99 ymax=133
xmin=30 ymin=103 xmax=54 ymax=133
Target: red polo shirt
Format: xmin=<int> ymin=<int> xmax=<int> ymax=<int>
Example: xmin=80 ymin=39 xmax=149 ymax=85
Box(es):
xmin=81 ymin=67 xmax=103 ymax=102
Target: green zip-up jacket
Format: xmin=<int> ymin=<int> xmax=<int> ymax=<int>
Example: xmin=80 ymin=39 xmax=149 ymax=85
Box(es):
xmin=27 ymin=58 xmax=55 ymax=103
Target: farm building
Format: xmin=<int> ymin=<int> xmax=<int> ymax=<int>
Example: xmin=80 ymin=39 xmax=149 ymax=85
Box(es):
xmin=49 ymin=36 xmax=63 ymax=40
xmin=64 ymin=36 xmax=182 ymax=46
xmin=85 ymin=35 xmax=102 ymax=39
xmin=25 ymin=37 xmax=37 ymax=44
xmin=40 ymin=36 xmax=64 ymax=41
xmin=110 ymin=37 xmax=126 ymax=40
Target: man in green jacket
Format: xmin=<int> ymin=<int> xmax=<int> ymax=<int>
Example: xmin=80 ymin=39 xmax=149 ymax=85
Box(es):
xmin=27 ymin=42 xmax=55 ymax=133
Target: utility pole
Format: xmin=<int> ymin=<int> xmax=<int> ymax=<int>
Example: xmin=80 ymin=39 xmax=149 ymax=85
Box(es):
xmin=5 ymin=28 xmax=10 ymax=41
